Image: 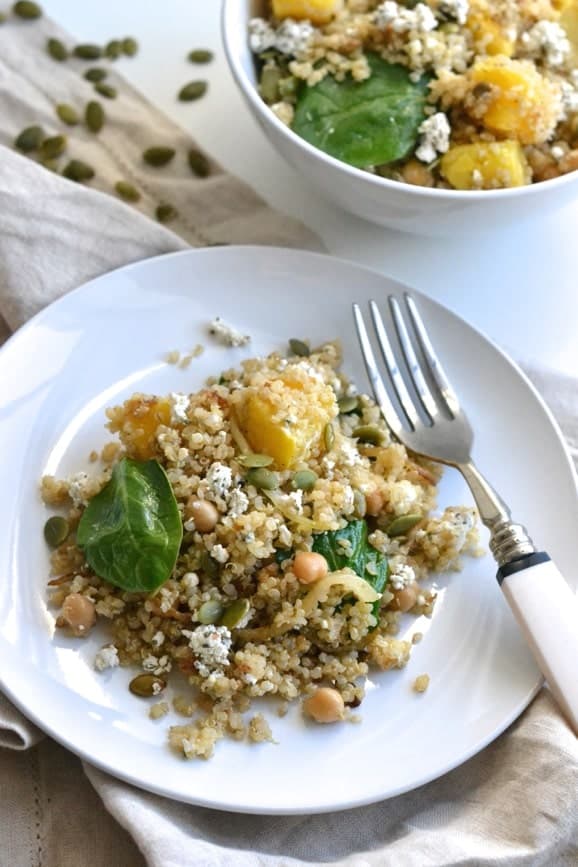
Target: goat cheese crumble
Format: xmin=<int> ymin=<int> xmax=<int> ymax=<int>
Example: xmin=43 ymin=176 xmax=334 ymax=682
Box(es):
xmin=206 ymin=462 xmax=233 ymax=498
xmin=169 ymin=392 xmax=190 ymax=424
xmin=521 ymin=21 xmax=570 ymax=69
xmin=248 ymin=17 xmax=315 ymax=56
xmin=94 ymin=645 xmax=119 ymax=672
xmin=183 ymin=625 xmax=232 ymax=678
xmin=208 ymin=317 xmax=250 ymax=348
xmin=67 ymin=472 xmax=90 ymax=507
xmin=438 ymin=0 xmax=469 ymax=25
xmin=415 ymin=112 xmax=451 ymax=163
xmin=228 ymin=487 xmax=249 ymax=517
xmin=374 ymin=2 xmax=437 ymax=35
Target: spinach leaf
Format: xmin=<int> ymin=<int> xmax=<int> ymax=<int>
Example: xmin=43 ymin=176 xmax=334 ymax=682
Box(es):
xmin=77 ymin=458 xmax=183 ymax=593
xmin=292 ymin=54 xmax=429 ymax=168
xmin=312 ymin=519 xmax=388 ymax=607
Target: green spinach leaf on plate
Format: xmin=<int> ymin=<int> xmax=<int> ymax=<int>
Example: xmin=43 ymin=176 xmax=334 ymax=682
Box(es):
xmin=77 ymin=457 xmax=183 ymax=593
xmin=292 ymin=53 xmax=429 ymax=168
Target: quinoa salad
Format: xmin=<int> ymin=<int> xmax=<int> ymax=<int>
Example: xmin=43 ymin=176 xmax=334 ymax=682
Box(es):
xmin=41 ymin=338 xmax=479 ymax=760
xmin=249 ymin=0 xmax=578 ymax=189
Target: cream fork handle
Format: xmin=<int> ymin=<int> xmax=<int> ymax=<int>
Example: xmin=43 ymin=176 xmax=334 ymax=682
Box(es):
xmin=499 ymin=555 xmax=578 ymax=735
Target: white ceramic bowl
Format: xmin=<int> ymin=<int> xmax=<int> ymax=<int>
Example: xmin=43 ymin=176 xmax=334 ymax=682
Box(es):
xmin=222 ymin=0 xmax=578 ymax=235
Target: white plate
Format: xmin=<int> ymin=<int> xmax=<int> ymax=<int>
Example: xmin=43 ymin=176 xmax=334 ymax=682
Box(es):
xmin=1 ymin=247 xmax=576 ymax=815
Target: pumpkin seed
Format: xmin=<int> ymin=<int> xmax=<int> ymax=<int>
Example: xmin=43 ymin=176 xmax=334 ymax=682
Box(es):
xmin=353 ymin=490 xmax=367 ymax=519
xmin=220 ymin=598 xmax=250 ymax=630
xmin=13 ymin=1 xmax=42 ymax=19
xmin=289 ymin=338 xmax=310 ymax=357
xmin=121 ymin=36 xmax=138 ymax=56
xmin=40 ymin=134 xmax=67 ymax=159
xmin=259 ymin=65 xmax=281 ymax=104
xmin=0 ymin=12 xmax=6 ymax=22
xmin=200 ymin=550 xmax=219 ymax=579
xmin=56 ymin=103 xmax=79 ymax=125
xmin=292 ymin=469 xmax=317 ymax=491
xmin=47 ymin=37 xmax=68 ymax=61
xmin=178 ymin=80 xmax=207 ymax=102
xmin=246 ymin=467 xmax=279 ymax=490
xmin=14 ymin=124 xmax=43 ymax=152
xmin=387 ymin=513 xmax=422 ymax=537
xmin=197 ymin=599 xmax=224 ymax=625
xmin=337 ymin=395 xmax=359 ymax=414
xmin=324 ymin=422 xmax=335 ymax=451
xmin=129 ymin=674 xmax=166 ymax=698
xmin=43 ymin=516 xmax=69 ymax=548
xmin=352 ymin=424 xmax=385 ymax=446
xmin=73 ymin=43 xmax=102 ymax=60
xmin=156 ymin=203 xmax=178 ymax=224
xmin=188 ymin=148 xmax=210 ymax=178
xmin=237 ymin=453 xmax=273 ymax=468
xmin=143 ymin=146 xmax=175 ymax=167
xmin=188 ymin=48 xmax=214 ymax=63
xmin=62 ymin=159 xmax=95 ymax=182
xmin=279 ymin=76 xmax=298 ymax=99
xmin=104 ymin=39 xmax=121 ymax=59
xmin=94 ymin=82 xmax=117 ymax=99
xmin=41 ymin=157 xmax=59 ymax=172
xmin=85 ymin=100 xmax=104 ymax=133
xmin=114 ymin=180 xmax=141 ymax=202
xmin=84 ymin=66 xmax=107 ymax=82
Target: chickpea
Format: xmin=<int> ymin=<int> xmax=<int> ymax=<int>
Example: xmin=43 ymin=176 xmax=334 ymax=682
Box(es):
xmin=303 ymin=687 xmax=345 ymax=724
xmin=365 ymin=488 xmax=384 ymax=516
xmin=60 ymin=593 xmax=96 ymax=637
xmin=394 ymin=582 xmax=419 ymax=613
xmin=186 ymin=498 xmax=218 ymax=533
xmin=293 ymin=551 xmax=328 ymax=585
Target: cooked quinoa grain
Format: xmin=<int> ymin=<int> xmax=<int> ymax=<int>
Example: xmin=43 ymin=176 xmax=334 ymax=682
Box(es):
xmin=42 ymin=341 xmax=478 ymax=759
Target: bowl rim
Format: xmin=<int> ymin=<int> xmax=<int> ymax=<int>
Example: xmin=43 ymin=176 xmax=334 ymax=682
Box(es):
xmin=221 ymin=0 xmax=578 ymax=202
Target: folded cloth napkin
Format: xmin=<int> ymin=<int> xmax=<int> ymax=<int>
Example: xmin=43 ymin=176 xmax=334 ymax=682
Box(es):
xmin=0 ymin=13 xmax=577 ymax=867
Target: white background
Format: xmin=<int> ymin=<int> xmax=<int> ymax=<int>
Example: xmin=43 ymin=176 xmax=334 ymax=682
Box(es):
xmin=42 ymin=0 xmax=578 ymax=377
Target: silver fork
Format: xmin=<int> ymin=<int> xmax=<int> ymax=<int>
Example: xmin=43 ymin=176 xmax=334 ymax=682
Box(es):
xmin=354 ymin=293 xmax=578 ymax=735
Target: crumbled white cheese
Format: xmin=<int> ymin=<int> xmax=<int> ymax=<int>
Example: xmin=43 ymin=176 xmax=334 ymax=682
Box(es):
xmin=151 ymin=630 xmax=165 ymax=648
xmin=169 ymin=392 xmax=190 ymax=424
xmin=206 ymin=462 xmax=233 ymax=498
xmin=248 ymin=17 xmax=277 ymax=53
xmin=338 ymin=438 xmax=362 ymax=468
xmin=228 ymin=487 xmax=249 ymax=517
xmin=438 ymin=0 xmax=469 ymax=25
xmin=415 ymin=112 xmax=451 ymax=163
xmin=520 ymin=21 xmax=570 ymax=68
xmin=389 ymin=480 xmax=421 ymax=516
xmin=390 ymin=563 xmax=416 ymax=591
xmin=67 ymin=471 xmax=90 ymax=507
xmin=142 ymin=654 xmax=172 ymax=675
xmin=211 ymin=544 xmax=229 ymax=564
xmin=94 ymin=645 xmax=119 ymax=672
xmin=374 ymin=1 xmax=437 ymax=34
xmin=278 ymin=524 xmax=292 ymax=547
xmin=182 ymin=625 xmax=232 ymax=678
xmin=276 ymin=18 xmax=315 ymax=55
xmin=559 ymin=80 xmax=578 ymax=120
xmin=208 ymin=317 xmax=250 ymax=348
xmin=551 ymin=144 xmax=565 ymax=160
xmin=288 ymin=490 xmax=304 ymax=513
xmin=182 ymin=572 xmax=199 ymax=592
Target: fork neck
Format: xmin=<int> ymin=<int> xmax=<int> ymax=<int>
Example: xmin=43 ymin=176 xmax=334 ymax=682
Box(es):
xmin=457 ymin=461 xmax=537 ymax=566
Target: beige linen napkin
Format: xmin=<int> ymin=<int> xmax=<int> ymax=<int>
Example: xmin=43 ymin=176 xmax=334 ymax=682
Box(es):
xmin=0 ymin=13 xmax=577 ymax=867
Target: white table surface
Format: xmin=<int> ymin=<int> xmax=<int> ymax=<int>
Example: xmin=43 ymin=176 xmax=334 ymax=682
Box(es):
xmin=43 ymin=0 xmax=578 ymax=378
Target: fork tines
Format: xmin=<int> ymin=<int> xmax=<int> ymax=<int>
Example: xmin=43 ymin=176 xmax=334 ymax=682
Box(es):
xmin=353 ymin=293 xmax=461 ymax=437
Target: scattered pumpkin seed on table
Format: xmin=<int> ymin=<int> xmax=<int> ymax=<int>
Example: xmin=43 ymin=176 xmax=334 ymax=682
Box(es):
xmin=143 ymin=146 xmax=175 ymax=167
xmin=62 ymin=159 xmax=95 ymax=182
xmin=178 ymin=80 xmax=207 ymax=102
xmin=13 ymin=1 xmax=42 ymax=19
xmin=40 ymin=134 xmax=67 ymax=159
xmin=104 ymin=39 xmax=121 ymax=59
xmin=121 ymin=37 xmax=138 ymax=56
xmin=85 ymin=100 xmax=105 ymax=133
xmin=129 ymin=674 xmax=165 ymax=698
xmin=188 ymin=148 xmax=210 ymax=178
xmin=47 ymin=37 xmax=68 ymax=61
xmin=188 ymin=49 xmax=214 ymax=63
xmin=156 ymin=203 xmax=178 ymax=223
xmin=43 ymin=516 xmax=69 ymax=548
xmin=115 ymin=180 xmax=141 ymax=202
xmin=0 ymin=12 xmax=6 ymax=23
xmin=94 ymin=82 xmax=117 ymax=100
xmin=84 ymin=67 xmax=107 ymax=82
xmin=56 ymin=103 xmax=79 ymax=126
xmin=73 ymin=43 xmax=102 ymax=60
xmin=14 ymin=125 xmax=43 ymax=152
xmin=41 ymin=157 xmax=59 ymax=172
xmin=289 ymin=338 xmax=310 ymax=357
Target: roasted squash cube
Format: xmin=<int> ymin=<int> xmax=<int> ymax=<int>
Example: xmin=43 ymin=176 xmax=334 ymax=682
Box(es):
xmin=106 ymin=396 xmax=171 ymax=461
xmin=440 ymin=141 xmax=530 ymax=189
xmin=272 ymin=0 xmax=343 ymax=26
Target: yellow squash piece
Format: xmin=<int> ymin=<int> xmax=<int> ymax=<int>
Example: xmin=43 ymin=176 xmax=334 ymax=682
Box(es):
xmin=232 ymin=365 xmax=337 ymax=470
xmin=561 ymin=0 xmax=578 ymax=61
xmin=272 ymin=0 xmax=343 ymax=26
xmin=107 ymin=396 xmax=171 ymax=461
xmin=440 ymin=141 xmax=530 ymax=189
xmin=469 ymin=57 xmax=560 ymax=144
xmin=466 ymin=10 xmax=515 ymax=57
